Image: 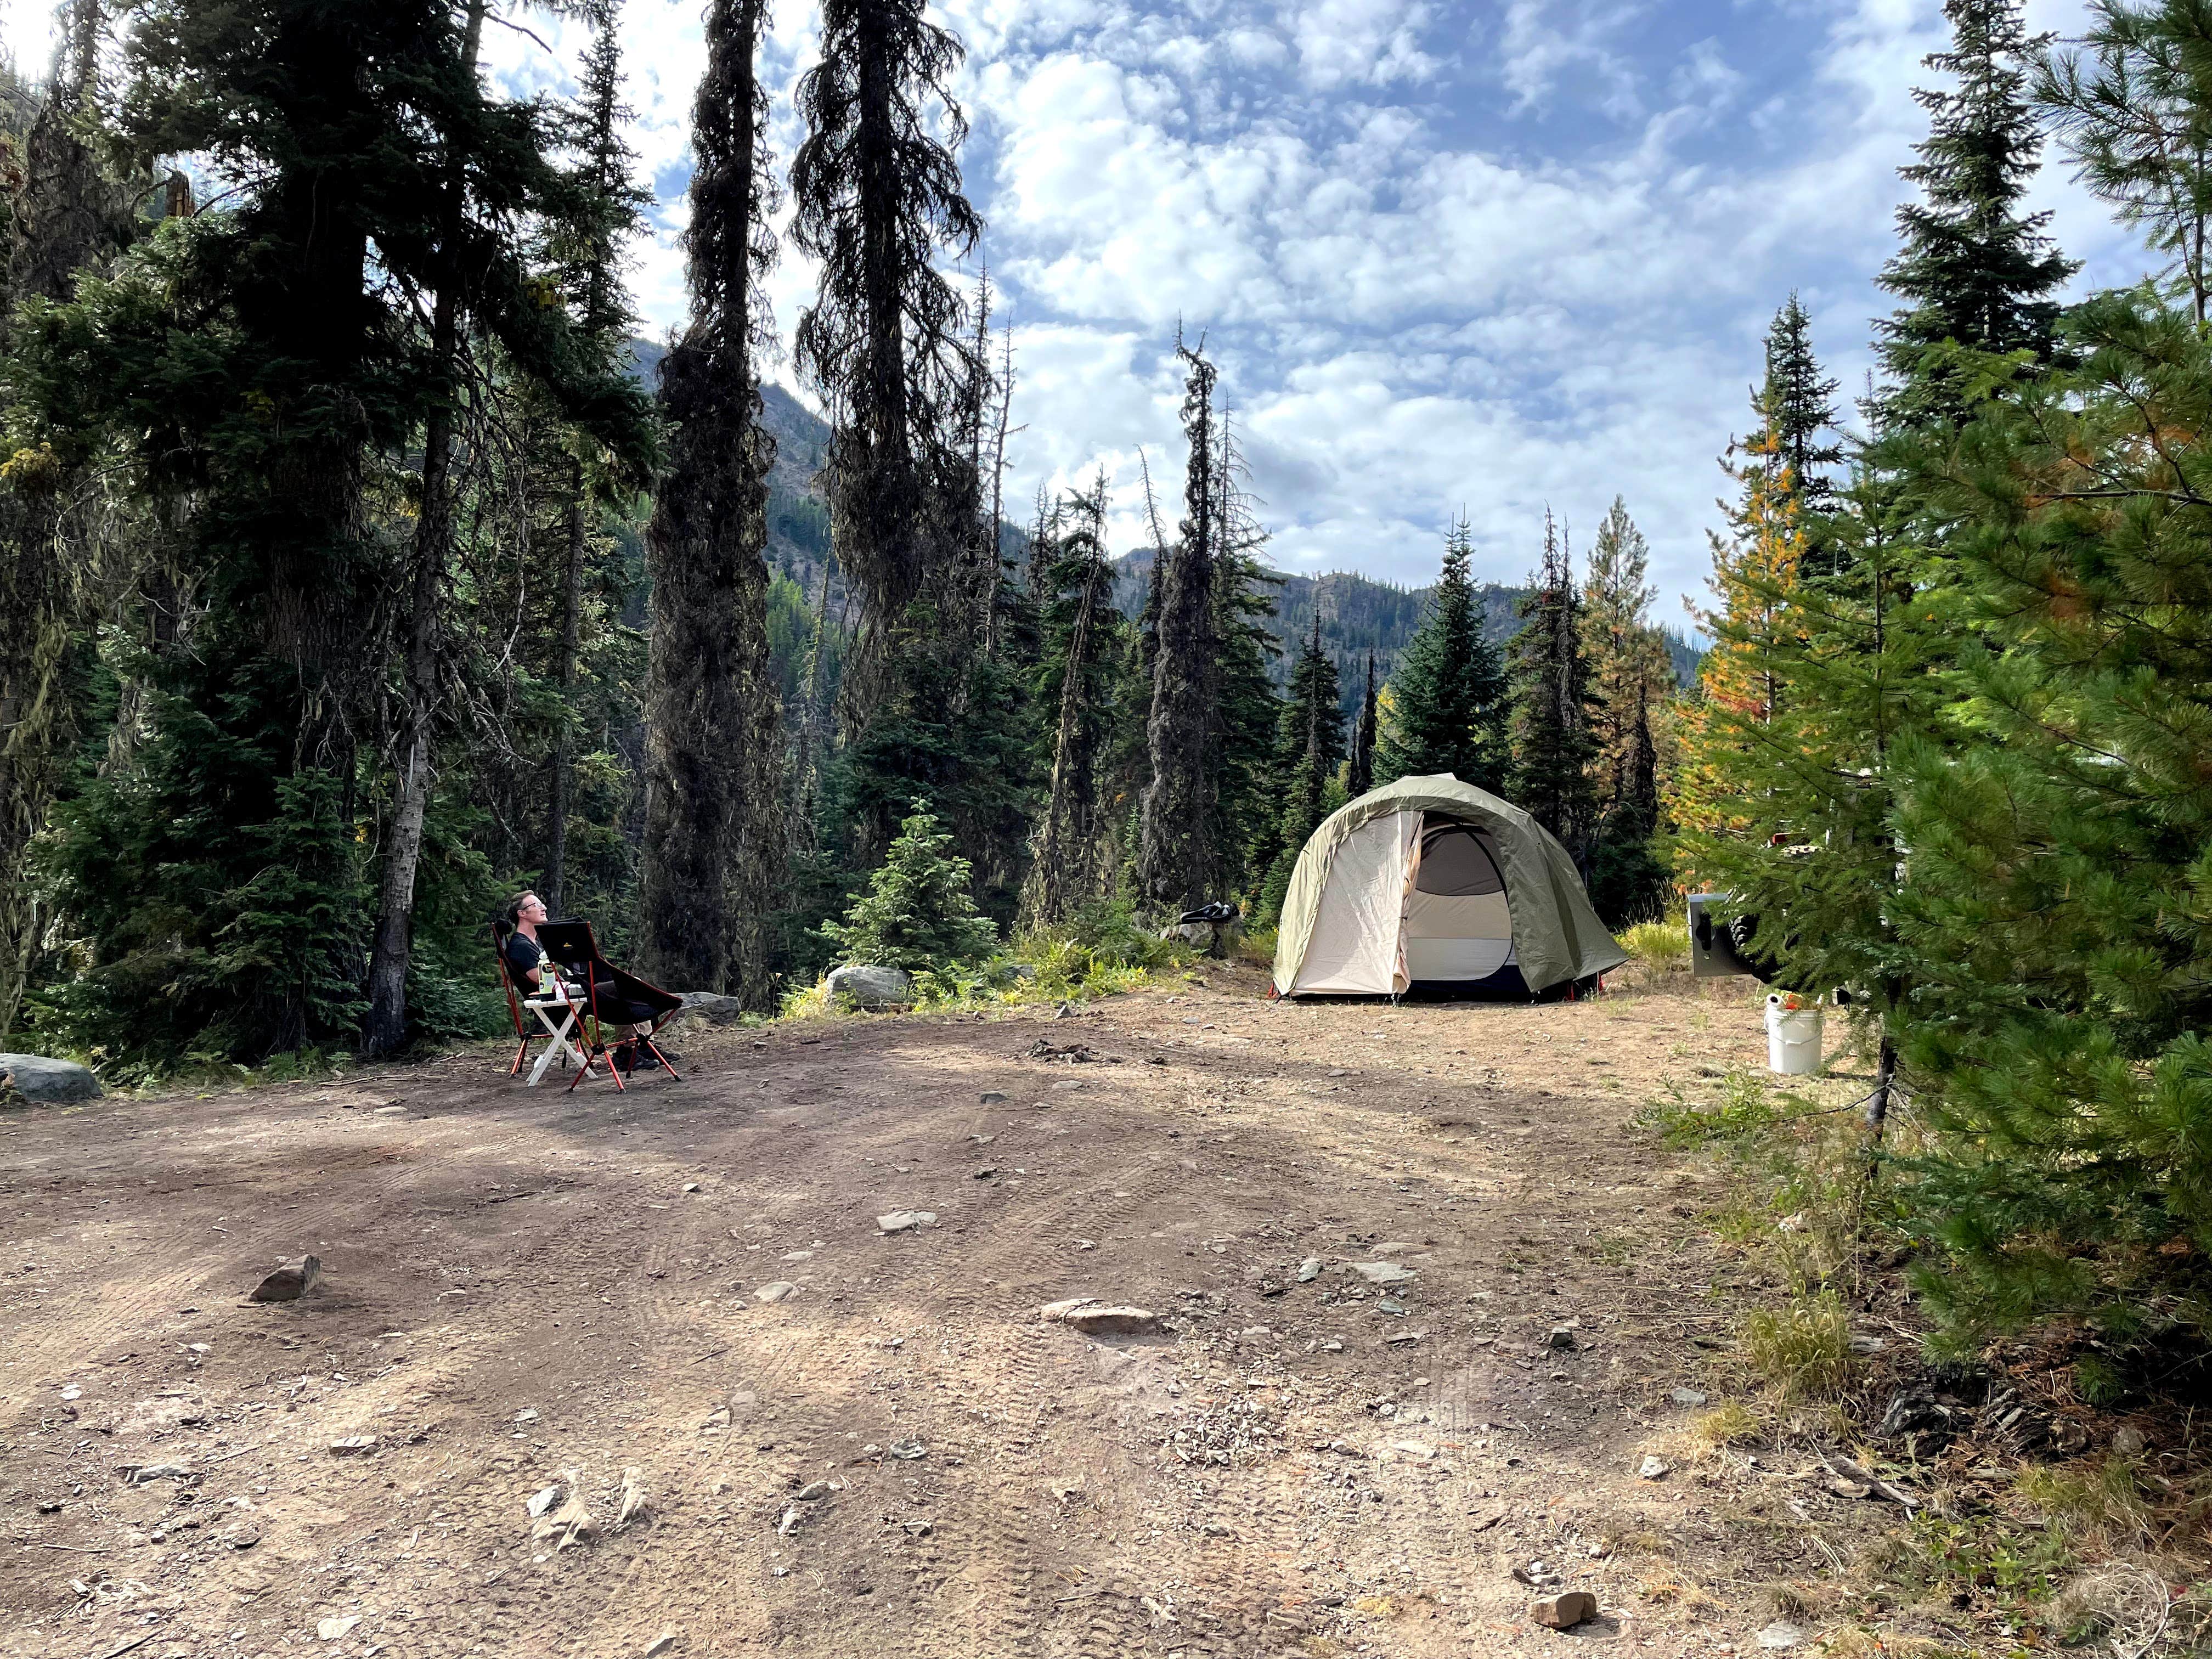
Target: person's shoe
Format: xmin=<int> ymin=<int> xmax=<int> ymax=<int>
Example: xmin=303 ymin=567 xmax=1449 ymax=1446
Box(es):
xmin=634 ymin=1047 xmax=661 ymax=1071
xmin=612 ymin=1042 xmax=636 ymax=1076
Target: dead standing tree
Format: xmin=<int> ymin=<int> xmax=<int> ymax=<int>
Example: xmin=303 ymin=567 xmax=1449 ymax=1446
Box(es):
xmin=1136 ymin=337 xmax=1221 ymax=915
xmin=636 ymin=0 xmax=785 ymax=1004
xmin=1022 ymin=475 xmax=1113 ymax=928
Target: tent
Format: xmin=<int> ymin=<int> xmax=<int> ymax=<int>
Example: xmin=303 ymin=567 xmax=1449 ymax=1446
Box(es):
xmin=1271 ymin=774 xmax=1628 ymax=997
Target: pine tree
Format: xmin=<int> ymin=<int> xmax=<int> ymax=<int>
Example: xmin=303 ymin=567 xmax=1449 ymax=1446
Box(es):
xmin=544 ymin=3 xmax=650 ymax=922
xmin=1889 ymin=291 xmax=2212 ymax=1333
xmin=1506 ymin=511 xmax=1596 ymax=858
xmin=1253 ymin=615 xmax=1342 ymax=923
xmin=1280 ymin=614 xmax=1346 ymax=781
xmin=1347 ymin=654 xmax=1378 ymax=798
xmin=1672 ymin=427 xmax=1807 ymax=843
xmin=0 ymin=0 xmax=140 ymax=1036
xmin=637 ymin=0 xmax=785 ymax=1005
xmin=791 ymin=0 xmax=983 ymax=701
xmin=816 ymin=802 xmax=996 ymax=970
xmin=1579 ymin=498 xmax=1673 ymax=921
xmin=1675 ymin=405 xmax=1943 ymax=1137
xmin=1876 ymin=0 xmax=2079 ymax=429
xmin=1209 ymin=410 xmax=1286 ymax=897
xmin=1137 ymin=336 xmax=1222 ymax=913
xmin=1022 ymin=475 xmax=1128 ymax=927
xmin=1372 ymin=517 xmax=1506 ymax=790
xmin=2037 ymin=0 xmax=2212 ymax=325
xmin=8 ymin=0 xmax=651 ymax=1063
xmin=1762 ymin=297 xmax=1843 ymax=511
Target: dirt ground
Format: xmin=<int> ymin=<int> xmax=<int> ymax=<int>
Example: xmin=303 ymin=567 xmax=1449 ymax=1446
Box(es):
xmin=2 ymin=967 xmax=1909 ymax=1659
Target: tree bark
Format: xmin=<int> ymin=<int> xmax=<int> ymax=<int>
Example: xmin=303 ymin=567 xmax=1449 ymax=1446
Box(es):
xmin=635 ymin=0 xmax=782 ymax=1006
xmin=362 ymin=0 xmax=484 ymax=1057
xmin=543 ymin=464 xmax=586 ymax=919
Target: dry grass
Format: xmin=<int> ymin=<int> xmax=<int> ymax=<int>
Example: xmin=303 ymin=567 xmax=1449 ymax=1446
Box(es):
xmin=1741 ymin=1283 xmax=1852 ymax=1399
xmin=1622 ymin=919 xmax=1690 ymax=973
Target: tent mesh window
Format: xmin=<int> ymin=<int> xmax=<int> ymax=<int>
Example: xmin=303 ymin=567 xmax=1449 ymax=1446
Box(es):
xmin=1415 ymin=824 xmax=1505 ymax=895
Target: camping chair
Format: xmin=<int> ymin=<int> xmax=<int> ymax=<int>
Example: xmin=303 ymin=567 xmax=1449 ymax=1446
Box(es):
xmin=532 ymin=919 xmax=685 ymax=1092
xmin=492 ymin=922 xmax=588 ymax=1086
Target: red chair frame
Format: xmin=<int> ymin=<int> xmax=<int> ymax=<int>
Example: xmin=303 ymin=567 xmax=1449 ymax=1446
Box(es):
xmin=532 ymin=921 xmax=684 ymax=1093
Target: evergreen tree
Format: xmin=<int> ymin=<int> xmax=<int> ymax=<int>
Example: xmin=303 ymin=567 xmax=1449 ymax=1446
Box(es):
xmin=1279 ymin=614 xmax=1345 ymax=780
xmin=1022 ymin=475 xmax=1130 ymax=927
xmin=1579 ymin=498 xmax=1673 ymax=922
xmin=2037 ymin=0 xmax=2212 ymax=325
xmin=1254 ymin=615 xmax=1342 ymax=924
xmin=543 ymin=3 xmax=650 ymax=922
xmin=7 ymin=0 xmax=651 ymax=1063
xmin=791 ymin=0 xmax=983 ymax=703
xmin=1677 ymin=407 xmax=1943 ymax=1136
xmin=1137 ymin=336 xmax=1222 ymax=912
xmin=1760 ymin=296 xmax=1847 ymax=580
xmin=1891 ymin=291 xmax=2212 ymax=1333
xmin=637 ymin=0 xmax=783 ymax=1005
xmin=0 ymin=0 xmax=140 ymax=1036
xmin=1210 ymin=410 xmax=1286 ymax=897
xmin=1372 ymin=517 xmax=1506 ymax=791
xmin=1506 ymin=511 xmax=1596 ymax=859
xmin=1875 ymin=0 xmax=2078 ymax=429
xmin=1762 ymin=296 xmax=1843 ymax=510
xmin=816 ymin=802 xmax=996 ymax=970
xmin=1347 ymin=654 xmax=1378 ymax=798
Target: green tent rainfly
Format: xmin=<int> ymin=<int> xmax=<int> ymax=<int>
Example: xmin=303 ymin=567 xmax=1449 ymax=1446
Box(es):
xmin=1271 ymin=774 xmax=1628 ymax=997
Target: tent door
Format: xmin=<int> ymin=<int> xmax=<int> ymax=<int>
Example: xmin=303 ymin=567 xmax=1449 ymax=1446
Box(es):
xmin=1403 ymin=817 xmax=1514 ymax=981
xmin=1289 ymin=810 xmax=1423 ymax=994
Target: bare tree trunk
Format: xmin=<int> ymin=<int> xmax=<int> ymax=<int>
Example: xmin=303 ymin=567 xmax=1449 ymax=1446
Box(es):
xmin=1864 ymin=1030 xmax=1897 ymax=1139
xmin=362 ymin=0 xmax=484 ymax=1057
xmin=1024 ymin=508 xmax=1105 ymax=929
xmin=543 ymin=465 xmax=586 ymax=918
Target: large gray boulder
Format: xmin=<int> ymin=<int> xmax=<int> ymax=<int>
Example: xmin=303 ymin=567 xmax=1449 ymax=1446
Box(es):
xmin=825 ymin=964 xmax=913 ymax=1009
xmin=0 ymin=1053 xmax=103 ymax=1103
xmin=671 ymin=991 xmax=747 ymax=1026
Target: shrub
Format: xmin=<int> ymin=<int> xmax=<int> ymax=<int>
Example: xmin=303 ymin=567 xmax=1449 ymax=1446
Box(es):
xmin=815 ymin=804 xmax=998 ymax=972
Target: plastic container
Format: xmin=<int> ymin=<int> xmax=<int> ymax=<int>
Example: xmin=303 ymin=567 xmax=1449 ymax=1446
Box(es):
xmin=1764 ymin=995 xmax=1824 ymax=1075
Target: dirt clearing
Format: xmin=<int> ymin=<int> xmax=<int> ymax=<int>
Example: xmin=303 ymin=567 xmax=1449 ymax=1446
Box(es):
xmin=3 ymin=970 xmax=1896 ymax=1658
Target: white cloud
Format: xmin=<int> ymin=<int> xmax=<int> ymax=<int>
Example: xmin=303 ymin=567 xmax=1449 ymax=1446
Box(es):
xmin=462 ymin=0 xmax=2155 ymax=628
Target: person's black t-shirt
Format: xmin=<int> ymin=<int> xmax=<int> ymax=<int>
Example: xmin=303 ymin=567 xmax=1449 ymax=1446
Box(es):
xmin=504 ymin=930 xmax=549 ymax=992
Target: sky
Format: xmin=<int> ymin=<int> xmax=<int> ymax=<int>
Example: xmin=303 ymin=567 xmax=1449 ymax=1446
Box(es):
xmin=2 ymin=0 xmax=2161 ymax=629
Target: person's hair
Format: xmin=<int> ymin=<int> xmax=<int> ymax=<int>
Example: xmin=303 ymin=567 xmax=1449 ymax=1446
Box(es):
xmin=504 ymin=891 xmax=540 ymax=927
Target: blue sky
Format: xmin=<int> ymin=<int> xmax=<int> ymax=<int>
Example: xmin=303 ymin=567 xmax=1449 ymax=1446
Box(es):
xmin=4 ymin=0 xmax=2157 ymax=628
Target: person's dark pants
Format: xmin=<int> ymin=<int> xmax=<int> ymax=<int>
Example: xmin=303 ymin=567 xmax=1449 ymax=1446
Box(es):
xmin=589 ymin=984 xmax=661 ymax=1032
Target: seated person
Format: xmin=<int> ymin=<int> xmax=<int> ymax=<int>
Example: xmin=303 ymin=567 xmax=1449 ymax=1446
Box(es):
xmin=502 ymin=890 xmax=670 ymax=1073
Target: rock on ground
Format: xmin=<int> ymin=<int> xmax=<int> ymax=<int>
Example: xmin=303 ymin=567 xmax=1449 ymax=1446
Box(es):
xmin=877 ymin=1211 xmax=936 ymax=1233
xmin=672 ymin=992 xmax=746 ymax=1026
xmin=249 ymin=1255 xmax=321 ymax=1302
xmin=0 ymin=1053 xmax=101 ymax=1103
xmin=1350 ymin=1261 xmax=1416 ymax=1285
xmin=825 ymin=964 xmax=913 ymax=1009
xmin=1039 ymin=1297 xmax=1156 ymax=1334
xmin=1533 ymin=1591 xmax=1598 ymax=1629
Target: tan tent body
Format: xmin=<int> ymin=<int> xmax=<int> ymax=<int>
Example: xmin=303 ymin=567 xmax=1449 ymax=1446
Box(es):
xmin=1271 ymin=774 xmax=1628 ymax=997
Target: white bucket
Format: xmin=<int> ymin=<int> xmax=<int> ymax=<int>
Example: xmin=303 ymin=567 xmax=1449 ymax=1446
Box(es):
xmin=1764 ymin=996 xmax=1824 ymax=1076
